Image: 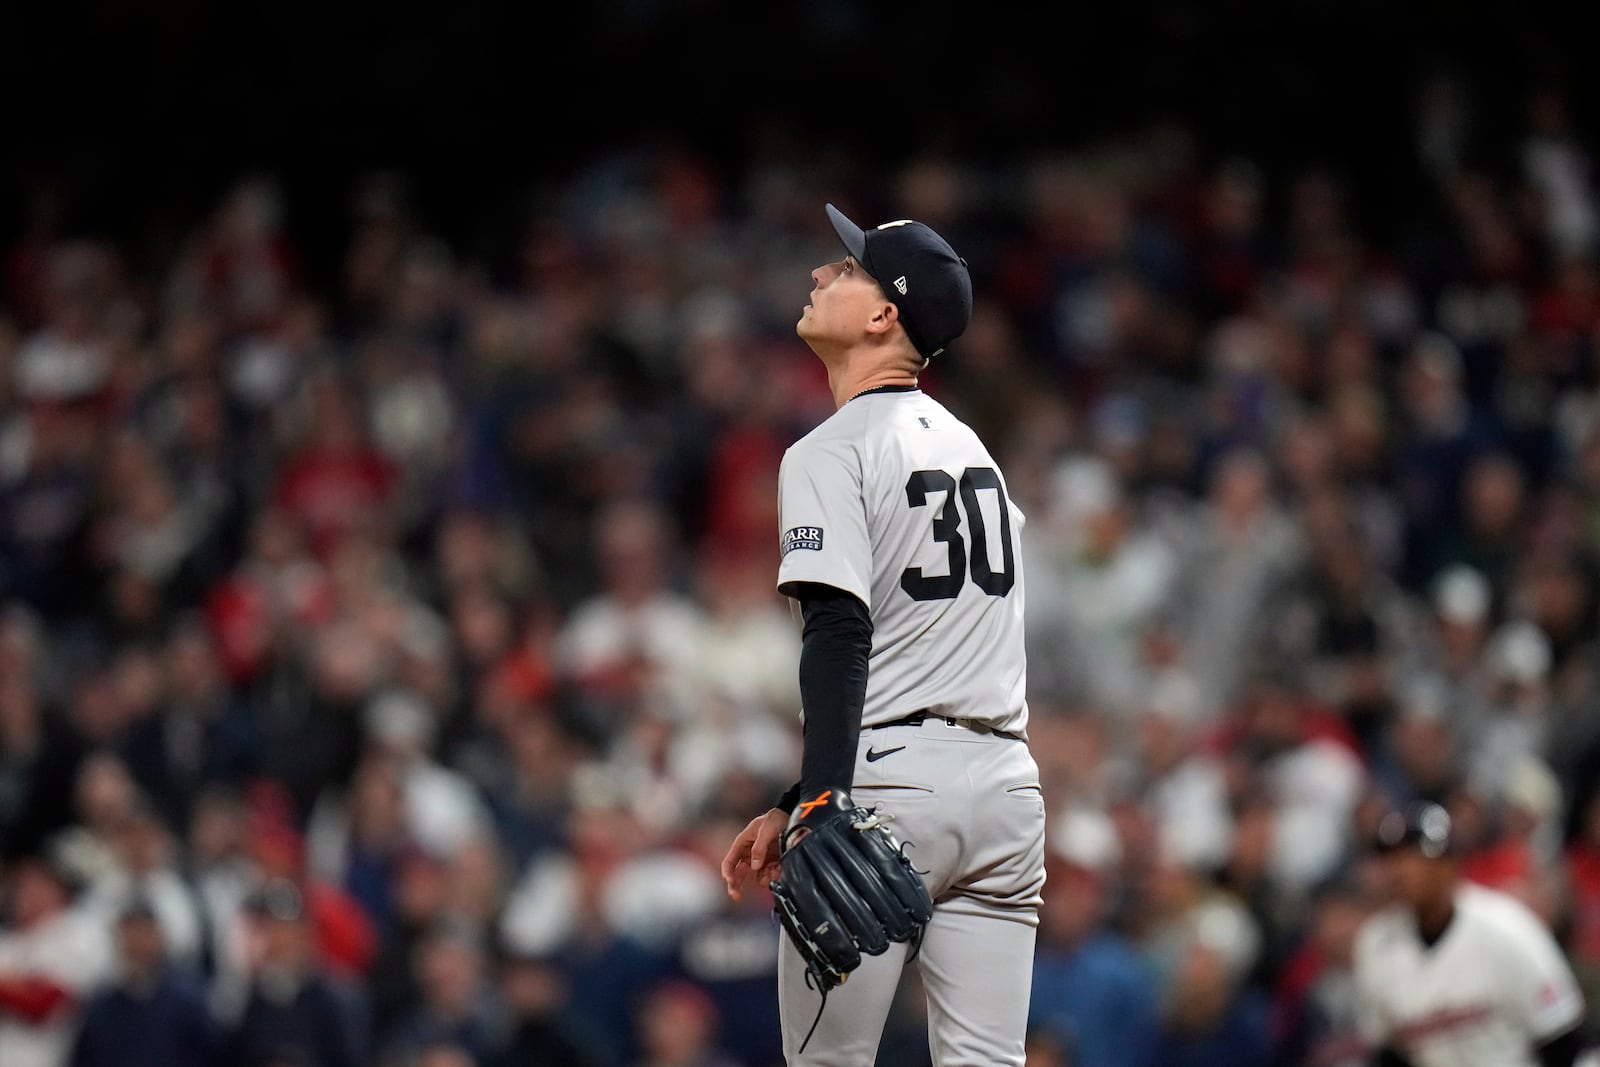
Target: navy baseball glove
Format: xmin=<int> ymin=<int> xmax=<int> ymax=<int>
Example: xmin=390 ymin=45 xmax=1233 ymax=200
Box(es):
xmin=769 ymin=788 xmax=934 ymax=997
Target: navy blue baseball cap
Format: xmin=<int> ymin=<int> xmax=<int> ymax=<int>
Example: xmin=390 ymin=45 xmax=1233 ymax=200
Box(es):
xmin=826 ymin=203 xmax=973 ymax=359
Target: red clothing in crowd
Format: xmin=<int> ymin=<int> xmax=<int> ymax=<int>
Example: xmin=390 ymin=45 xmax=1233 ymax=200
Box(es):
xmin=272 ymin=447 xmax=398 ymax=560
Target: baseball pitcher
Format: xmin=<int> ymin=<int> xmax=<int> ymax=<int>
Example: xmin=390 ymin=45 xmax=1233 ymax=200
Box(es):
xmin=721 ymin=203 xmax=1046 ymax=1066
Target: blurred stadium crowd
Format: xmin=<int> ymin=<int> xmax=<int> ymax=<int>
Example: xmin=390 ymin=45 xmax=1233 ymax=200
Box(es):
xmin=6 ymin=71 xmax=1600 ymax=1067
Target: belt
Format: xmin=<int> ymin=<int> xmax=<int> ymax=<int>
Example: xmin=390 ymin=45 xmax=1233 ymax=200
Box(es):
xmin=870 ymin=710 xmax=1025 ymax=743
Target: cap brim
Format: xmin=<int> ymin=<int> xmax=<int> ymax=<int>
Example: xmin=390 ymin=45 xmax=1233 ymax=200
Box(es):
xmin=825 ymin=203 xmax=870 ymax=274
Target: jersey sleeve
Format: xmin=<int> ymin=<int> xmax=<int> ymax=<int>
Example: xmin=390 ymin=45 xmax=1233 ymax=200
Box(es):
xmin=1495 ymin=897 xmax=1586 ymax=1041
xmin=775 ymin=435 xmax=871 ymax=605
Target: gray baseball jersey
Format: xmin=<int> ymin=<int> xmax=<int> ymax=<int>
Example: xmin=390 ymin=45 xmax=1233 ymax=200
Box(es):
xmin=776 ymin=386 xmax=1029 ymax=736
xmin=1353 ymin=882 xmax=1586 ymax=1067
xmin=774 ymin=385 xmax=1045 ymax=1067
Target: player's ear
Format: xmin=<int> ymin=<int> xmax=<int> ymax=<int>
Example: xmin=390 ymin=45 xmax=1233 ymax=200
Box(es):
xmin=867 ymin=299 xmax=900 ymax=339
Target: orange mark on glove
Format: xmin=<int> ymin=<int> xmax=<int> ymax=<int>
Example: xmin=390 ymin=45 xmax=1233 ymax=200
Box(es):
xmin=796 ymin=790 xmax=832 ymax=819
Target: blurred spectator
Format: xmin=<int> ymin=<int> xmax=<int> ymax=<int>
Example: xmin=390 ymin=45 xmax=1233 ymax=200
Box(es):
xmin=1371 ymin=675 xmax=1466 ymax=809
xmin=554 ymin=496 xmax=709 ymax=737
xmin=87 ymin=430 xmax=206 ymax=613
xmin=53 ymin=750 xmax=144 ymax=893
xmin=307 ymin=751 xmax=414 ymax=934
xmin=1394 ymin=564 xmax=1498 ymax=731
xmin=462 ymin=693 xmax=579 ymax=871
xmin=255 ymin=616 xmax=379 ymax=824
xmin=0 ymin=609 xmax=85 ymax=854
xmin=1521 ymin=86 xmax=1598 ymax=261
xmin=1027 ymin=805 xmax=1159 ymax=1067
xmin=440 ymin=580 xmax=520 ymax=716
xmin=1125 ymin=672 xmax=1233 ymax=875
xmin=0 ymin=386 xmax=101 ymax=620
xmin=1194 ymin=158 xmax=1276 ymax=318
xmin=1168 ymin=446 xmax=1305 ymax=718
xmin=1147 ymin=916 xmax=1274 ymax=1067
xmin=244 ymin=805 xmax=377 ymax=982
xmin=1269 ymin=876 xmax=1381 ymax=1067
xmin=1139 ymin=833 xmax=1265 ymax=999
xmin=165 ymin=178 xmax=300 ymax=334
xmin=80 ymin=796 xmax=207 ymax=974
xmin=1269 ymin=494 xmax=1414 ymax=750
xmin=1392 ymin=333 xmax=1505 ymax=589
xmin=1027 ymin=455 xmax=1178 ymax=717
xmin=498 ymin=773 xmax=677 ymax=1065
xmin=270 ymin=369 xmax=399 ymax=563
xmin=182 ymin=784 xmax=259 ymax=1018
xmin=0 ymin=675 xmax=47 ymax=843
xmin=0 ymin=851 xmax=113 ymax=1067
xmin=491 ymin=949 xmax=605 ymax=1067
xmin=500 ymin=766 xmax=723 ymax=955
xmin=683 ymin=549 xmax=802 ymax=726
xmin=1210 ymin=662 xmax=1366 ymax=904
xmin=221 ymin=877 xmax=368 ymax=1067
xmin=142 ymin=372 xmax=251 ymax=594
xmin=120 ymin=617 xmax=260 ymax=832
xmin=1467 ymin=620 xmax=1557 ymax=802
xmin=69 ymin=896 xmax=220 ymax=1067
xmin=670 ymin=315 xmax=790 ymax=565
xmin=633 ymin=977 xmax=741 ymax=1067
xmin=1426 ymin=448 xmax=1530 ymax=597
xmin=310 ymin=687 xmax=491 ymax=869
xmin=1142 ymin=775 xmax=1275 ymax=1063
xmin=1510 ymin=545 xmax=1600 ymax=686
xmin=1456 ymin=755 xmax=1568 ymax=923
xmin=376 ymin=917 xmax=502 ymax=1067
xmin=203 ymin=505 xmax=334 ymax=689
xmin=361 ymin=843 xmax=449 ymax=1042
xmin=670 ymin=804 xmax=785 ymax=1067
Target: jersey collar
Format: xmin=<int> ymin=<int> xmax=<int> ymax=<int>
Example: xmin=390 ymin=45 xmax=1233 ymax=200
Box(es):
xmin=846 ymin=384 xmax=920 ymax=404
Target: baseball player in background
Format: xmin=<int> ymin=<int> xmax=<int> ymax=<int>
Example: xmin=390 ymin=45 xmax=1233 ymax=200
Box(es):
xmin=720 ymin=203 xmax=1046 ymax=1066
xmin=1353 ymin=801 xmax=1593 ymax=1067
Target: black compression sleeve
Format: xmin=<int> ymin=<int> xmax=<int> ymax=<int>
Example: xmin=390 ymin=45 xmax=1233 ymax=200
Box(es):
xmin=794 ymin=583 xmax=873 ymax=802
xmin=1536 ymin=1026 xmax=1584 ymax=1067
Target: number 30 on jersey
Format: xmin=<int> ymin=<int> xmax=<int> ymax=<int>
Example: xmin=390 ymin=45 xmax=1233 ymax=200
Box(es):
xmin=900 ymin=466 xmax=1015 ymax=601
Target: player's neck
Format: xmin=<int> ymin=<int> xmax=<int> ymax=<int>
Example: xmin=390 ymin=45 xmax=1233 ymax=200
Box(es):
xmin=1415 ymin=896 xmax=1457 ymax=946
xmin=830 ymin=367 xmax=919 ymax=409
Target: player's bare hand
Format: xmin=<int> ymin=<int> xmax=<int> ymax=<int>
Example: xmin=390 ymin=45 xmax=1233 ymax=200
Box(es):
xmin=721 ymin=808 xmax=787 ymax=901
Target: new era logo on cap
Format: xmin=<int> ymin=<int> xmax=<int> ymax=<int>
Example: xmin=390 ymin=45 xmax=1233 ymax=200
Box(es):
xmin=826 ymin=203 xmax=973 ymax=359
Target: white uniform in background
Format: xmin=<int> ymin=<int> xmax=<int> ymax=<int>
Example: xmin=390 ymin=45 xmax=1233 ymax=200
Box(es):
xmin=1354 ymin=880 xmax=1586 ymax=1067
